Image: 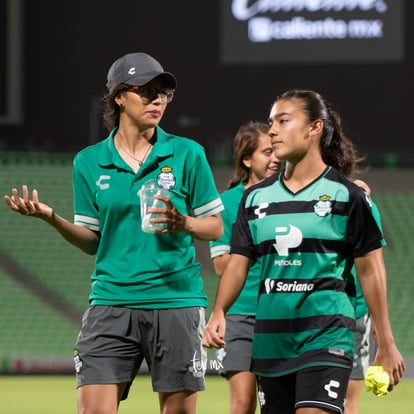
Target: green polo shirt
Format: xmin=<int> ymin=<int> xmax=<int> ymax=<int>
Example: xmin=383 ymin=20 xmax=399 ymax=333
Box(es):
xmin=73 ymin=126 xmax=223 ymax=309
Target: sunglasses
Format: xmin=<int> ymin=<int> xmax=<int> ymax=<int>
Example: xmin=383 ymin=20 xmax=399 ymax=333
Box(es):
xmin=124 ymin=85 xmax=175 ymax=103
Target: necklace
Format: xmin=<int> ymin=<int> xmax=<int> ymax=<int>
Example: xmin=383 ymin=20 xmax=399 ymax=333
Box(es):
xmin=117 ymin=130 xmax=152 ymax=166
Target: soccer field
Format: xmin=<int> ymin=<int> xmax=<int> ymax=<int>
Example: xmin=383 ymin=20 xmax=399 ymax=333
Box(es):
xmin=0 ymin=375 xmax=412 ymax=413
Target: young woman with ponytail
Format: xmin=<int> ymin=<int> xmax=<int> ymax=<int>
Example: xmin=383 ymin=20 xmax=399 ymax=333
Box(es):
xmin=203 ymin=89 xmax=405 ymax=414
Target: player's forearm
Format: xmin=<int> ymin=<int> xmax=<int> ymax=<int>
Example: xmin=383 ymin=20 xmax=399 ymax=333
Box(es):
xmin=355 ymin=249 xmax=394 ymax=346
xmin=43 ymin=212 xmax=100 ymax=255
xmin=213 ymin=253 xmax=231 ymax=277
xmin=212 ymin=254 xmax=249 ymax=314
xmin=184 ymin=213 xmax=223 ymax=241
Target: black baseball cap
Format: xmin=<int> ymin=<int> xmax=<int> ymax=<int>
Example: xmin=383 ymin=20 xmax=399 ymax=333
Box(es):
xmin=106 ymin=52 xmax=177 ymax=92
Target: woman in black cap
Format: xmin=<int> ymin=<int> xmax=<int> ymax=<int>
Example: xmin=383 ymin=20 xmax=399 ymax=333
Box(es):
xmin=5 ymin=52 xmax=224 ymax=414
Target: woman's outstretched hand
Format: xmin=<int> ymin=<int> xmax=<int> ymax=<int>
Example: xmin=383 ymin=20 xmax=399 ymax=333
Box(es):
xmin=4 ymin=185 xmax=54 ymax=219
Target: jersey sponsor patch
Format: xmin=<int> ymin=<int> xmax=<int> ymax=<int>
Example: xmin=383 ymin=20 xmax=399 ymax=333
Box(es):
xmin=273 ymin=224 xmax=302 ymax=255
xmin=263 ymin=278 xmax=315 ymax=294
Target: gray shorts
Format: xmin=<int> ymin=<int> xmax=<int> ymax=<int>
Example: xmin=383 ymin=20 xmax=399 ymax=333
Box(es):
xmin=216 ymin=314 xmax=255 ymax=377
xmin=351 ymin=312 xmax=377 ymax=380
xmin=73 ymin=306 xmax=206 ymax=399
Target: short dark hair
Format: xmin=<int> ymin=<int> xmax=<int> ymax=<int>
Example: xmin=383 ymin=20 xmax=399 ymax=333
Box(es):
xmin=101 ymin=84 xmax=130 ymax=132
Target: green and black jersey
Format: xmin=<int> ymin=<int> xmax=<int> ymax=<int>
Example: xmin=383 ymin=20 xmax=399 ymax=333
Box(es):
xmin=230 ymin=167 xmax=383 ymax=377
xmin=72 ymin=126 xmax=223 ymax=309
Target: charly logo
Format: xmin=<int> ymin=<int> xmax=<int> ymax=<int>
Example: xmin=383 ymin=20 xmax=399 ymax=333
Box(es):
xmin=157 ymin=166 xmax=176 ymax=190
xmin=324 ymin=379 xmax=341 ymax=399
xmin=254 ymin=202 xmax=269 ymax=219
xmin=273 ymin=225 xmax=302 ymax=255
xmin=96 ymin=175 xmax=111 ymax=190
xmin=314 ymin=194 xmax=332 ymax=217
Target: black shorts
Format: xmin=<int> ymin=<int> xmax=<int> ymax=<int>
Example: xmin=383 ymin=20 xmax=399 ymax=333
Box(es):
xmin=257 ymin=365 xmax=351 ymax=414
xmin=74 ymin=306 xmax=206 ymax=399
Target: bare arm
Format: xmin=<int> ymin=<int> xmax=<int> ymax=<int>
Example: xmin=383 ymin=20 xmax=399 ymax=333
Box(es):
xmin=354 ymin=248 xmax=405 ymax=390
xmin=353 ymin=179 xmax=371 ymax=194
xmin=202 ymin=253 xmax=251 ymax=348
xmin=4 ymin=185 xmax=99 ymax=255
xmin=182 ymin=213 xmax=223 ymax=241
xmin=213 ymin=253 xmax=231 ymax=276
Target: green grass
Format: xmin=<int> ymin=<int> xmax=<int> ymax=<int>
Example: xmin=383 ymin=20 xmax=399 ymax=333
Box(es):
xmin=0 ymin=375 xmax=412 ymax=413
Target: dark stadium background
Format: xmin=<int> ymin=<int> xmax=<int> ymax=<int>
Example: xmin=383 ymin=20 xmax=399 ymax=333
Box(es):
xmin=0 ymin=0 xmax=413 ymax=167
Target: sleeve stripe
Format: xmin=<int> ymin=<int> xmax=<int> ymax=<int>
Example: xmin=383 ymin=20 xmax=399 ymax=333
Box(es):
xmin=74 ymin=214 xmax=100 ymax=231
xmin=210 ymin=245 xmax=230 ymax=258
xmin=192 ymin=198 xmax=224 ymax=218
